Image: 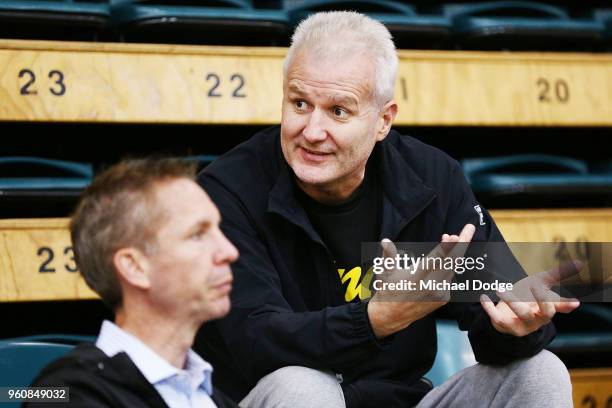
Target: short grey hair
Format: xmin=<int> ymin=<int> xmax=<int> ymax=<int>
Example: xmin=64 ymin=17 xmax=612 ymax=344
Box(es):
xmin=70 ymin=158 xmax=197 ymax=310
xmin=283 ymin=11 xmax=398 ymax=106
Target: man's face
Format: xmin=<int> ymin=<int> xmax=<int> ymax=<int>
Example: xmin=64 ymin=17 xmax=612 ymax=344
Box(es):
xmin=145 ymin=178 xmax=238 ymax=323
xmin=281 ymin=50 xmax=385 ymax=191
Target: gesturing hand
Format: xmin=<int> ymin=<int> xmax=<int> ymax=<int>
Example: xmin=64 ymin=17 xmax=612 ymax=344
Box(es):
xmin=368 ymin=224 xmax=476 ymax=338
xmin=480 ymin=261 xmax=581 ymax=337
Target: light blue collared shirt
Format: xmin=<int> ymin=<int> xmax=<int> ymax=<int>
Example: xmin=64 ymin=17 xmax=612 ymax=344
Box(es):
xmin=96 ymin=320 xmax=216 ymax=408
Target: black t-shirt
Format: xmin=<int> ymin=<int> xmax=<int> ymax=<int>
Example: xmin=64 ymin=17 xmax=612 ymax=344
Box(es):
xmin=299 ymin=167 xmax=380 ymax=303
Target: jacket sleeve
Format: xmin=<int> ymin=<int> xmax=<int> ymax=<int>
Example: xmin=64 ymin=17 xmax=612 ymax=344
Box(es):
xmin=199 ymin=174 xmax=385 ymax=384
xmin=442 ymin=161 xmax=556 ymax=365
xmin=24 ymin=370 xmax=116 ymax=408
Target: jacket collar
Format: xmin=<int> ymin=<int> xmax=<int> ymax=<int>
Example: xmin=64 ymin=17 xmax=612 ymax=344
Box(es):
xmin=72 ymin=343 xmax=170 ymax=408
xmin=267 ymin=130 xmax=436 ymax=243
xmin=374 ymin=132 xmax=437 ymax=240
xmin=268 ymin=141 xmax=326 ymax=247
xmin=81 ymin=343 xmax=229 ymax=407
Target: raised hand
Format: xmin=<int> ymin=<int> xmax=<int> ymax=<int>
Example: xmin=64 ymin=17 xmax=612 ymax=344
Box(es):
xmin=368 ymin=224 xmax=476 ymax=338
xmin=480 ymin=261 xmax=581 ymax=337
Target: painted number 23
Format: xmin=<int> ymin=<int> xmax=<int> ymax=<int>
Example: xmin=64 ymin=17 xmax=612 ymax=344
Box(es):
xmin=37 ymin=246 xmax=78 ymax=273
xmin=18 ymin=68 xmax=66 ymax=96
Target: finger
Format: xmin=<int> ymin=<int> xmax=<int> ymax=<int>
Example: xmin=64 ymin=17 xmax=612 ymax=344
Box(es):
xmin=436 ymin=233 xmax=461 ymax=258
xmin=530 ymin=286 xmax=555 ymax=321
xmin=439 ymin=235 xmax=459 ymax=255
xmin=542 ymin=260 xmax=583 ymax=286
xmin=429 ymin=240 xmax=453 ymax=260
xmin=421 ymin=241 xmax=457 ymax=282
xmin=446 ymin=224 xmax=476 ymax=259
xmin=381 ymin=238 xmax=397 ymax=259
xmin=554 ymin=297 xmax=581 ymax=314
xmin=497 ymin=289 xmax=536 ymax=322
xmin=458 ymin=224 xmax=476 ymax=243
xmin=480 ymin=294 xmax=503 ymax=324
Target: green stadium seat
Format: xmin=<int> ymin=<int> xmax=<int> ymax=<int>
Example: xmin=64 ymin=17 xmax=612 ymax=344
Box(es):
xmin=425 ymin=320 xmax=475 ymax=386
xmin=186 ymin=154 xmax=218 ymax=171
xmin=8 ymin=334 xmax=96 ymax=343
xmin=0 ymin=335 xmax=94 ymax=407
xmin=461 ymin=155 xmax=612 ymax=207
xmin=111 ymin=0 xmax=289 ymax=46
xmin=427 ymin=309 xmax=612 ymax=387
xmin=0 ymin=156 xmax=92 ymax=217
xmin=0 ymin=156 xmax=92 ymax=191
xmin=0 ymin=0 xmax=110 ymax=41
xmin=591 ymin=160 xmax=612 ymax=175
xmin=284 ymin=0 xmax=451 ymax=49
xmin=443 ymin=1 xmax=605 ymax=51
xmin=593 ymin=8 xmax=612 ymax=49
xmin=549 ymin=304 xmax=612 ymax=368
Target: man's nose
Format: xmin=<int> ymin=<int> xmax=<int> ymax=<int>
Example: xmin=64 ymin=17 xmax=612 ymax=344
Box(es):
xmin=217 ymin=230 xmax=239 ymax=264
xmin=302 ymin=109 xmax=327 ymax=143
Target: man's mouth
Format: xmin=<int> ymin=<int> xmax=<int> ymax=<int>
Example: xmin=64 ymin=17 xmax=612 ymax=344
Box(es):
xmin=299 ymin=146 xmax=332 ymax=163
xmin=215 ymin=279 xmax=232 ymax=295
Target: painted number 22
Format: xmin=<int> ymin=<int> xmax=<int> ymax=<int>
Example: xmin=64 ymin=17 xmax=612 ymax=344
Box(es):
xmin=206 ymin=73 xmax=246 ymax=98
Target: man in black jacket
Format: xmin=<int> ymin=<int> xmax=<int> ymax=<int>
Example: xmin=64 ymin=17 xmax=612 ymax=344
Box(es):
xmin=196 ymin=11 xmax=579 ymax=408
xmin=27 ymin=158 xmax=239 ymax=408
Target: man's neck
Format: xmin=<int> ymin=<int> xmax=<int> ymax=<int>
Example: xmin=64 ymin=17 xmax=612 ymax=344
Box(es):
xmin=115 ymin=307 xmax=197 ymax=370
xmin=297 ymin=166 xmax=367 ymax=205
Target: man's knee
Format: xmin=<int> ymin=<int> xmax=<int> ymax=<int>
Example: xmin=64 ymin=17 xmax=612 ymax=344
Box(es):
xmin=512 ymin=349 xmax=570 ymax=384
xmin=241 ymin=366 xmax=345 ymax=408
xmin=505 ymin=349 xmax=572 ymax=406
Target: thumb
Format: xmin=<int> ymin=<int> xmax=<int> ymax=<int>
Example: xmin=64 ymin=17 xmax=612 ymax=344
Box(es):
xmin=381 ymin=238 xmax=398 ymax=259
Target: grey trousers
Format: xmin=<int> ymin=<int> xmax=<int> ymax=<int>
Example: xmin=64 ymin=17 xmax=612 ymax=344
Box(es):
xmin=239 ymin=350 xmax=573 ymax=408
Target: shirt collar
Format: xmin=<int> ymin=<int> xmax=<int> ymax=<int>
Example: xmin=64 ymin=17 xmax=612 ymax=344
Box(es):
xmin=96 ymin=320 xmax=213 ymax=394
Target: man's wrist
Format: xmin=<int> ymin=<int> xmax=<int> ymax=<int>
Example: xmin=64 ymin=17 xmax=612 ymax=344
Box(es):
xmin=367 ymin=298 xmax=411 ymax=339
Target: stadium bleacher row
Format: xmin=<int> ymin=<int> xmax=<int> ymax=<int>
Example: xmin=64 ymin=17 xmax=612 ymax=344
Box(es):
xmin=1 ymin=0 xmax=611 ymax=406
xmin=2 ymin=154 xmax=612 ymax=218
xmin=0 ymin=0 xmax=611 ymax=49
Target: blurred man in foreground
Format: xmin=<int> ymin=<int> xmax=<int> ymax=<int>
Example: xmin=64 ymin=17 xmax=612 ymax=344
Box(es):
xmin=28 ymin=158 xmax=239 ymax=408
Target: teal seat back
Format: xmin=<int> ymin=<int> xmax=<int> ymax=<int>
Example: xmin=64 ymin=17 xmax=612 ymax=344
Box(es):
xmin=0 ymin=342 xmax=73 ymax=387
xmin=0 ymin=156 xmax=93 ymax=190
xmin=443 ymin=1 xmax=604 ymax=50
xmin=594 ymin=8 xmax=612 ymax=47
xmin=0 ymin=335 xmax=93 ymax=387
xmin=111 ymin=0 xmax=288 ymax=26
xmin=284 ymin=0 xmax=451 ymax=48
xmin=461 ymin=155 xmax=612 ymax=200
xmin=0 ymin=0 xmax=110 ymax=16
xmin=110 ymin=0 xmax=288 ymax=45
xmin=425 ymin=320 xmax=476 ymax=386
xmin=548 ymin=304 xmax=612 ymax=354
xmin=0 ymin=336 xmax=88 ymax=408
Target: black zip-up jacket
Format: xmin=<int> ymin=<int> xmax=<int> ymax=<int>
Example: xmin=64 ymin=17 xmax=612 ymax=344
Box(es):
xmin=195 ymin=126 xmax=555 ymax=407
xmin=25 ymin=343 xmax=237 ymax=408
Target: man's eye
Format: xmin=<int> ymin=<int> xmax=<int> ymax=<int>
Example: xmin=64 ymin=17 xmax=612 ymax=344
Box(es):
xmin=295 ymin=100 xmax=307 ymax=110
xmin=333 ymin=107 xmax=348 ymax=118
xmin=191 ymin=230 xmax=205 ymax=240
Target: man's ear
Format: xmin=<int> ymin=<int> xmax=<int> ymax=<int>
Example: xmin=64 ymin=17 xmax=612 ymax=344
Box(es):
xmin=113 ymin=248 xmax=151 ymax=290
xmin=376 ymin=100 xmax=398 ymax=142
